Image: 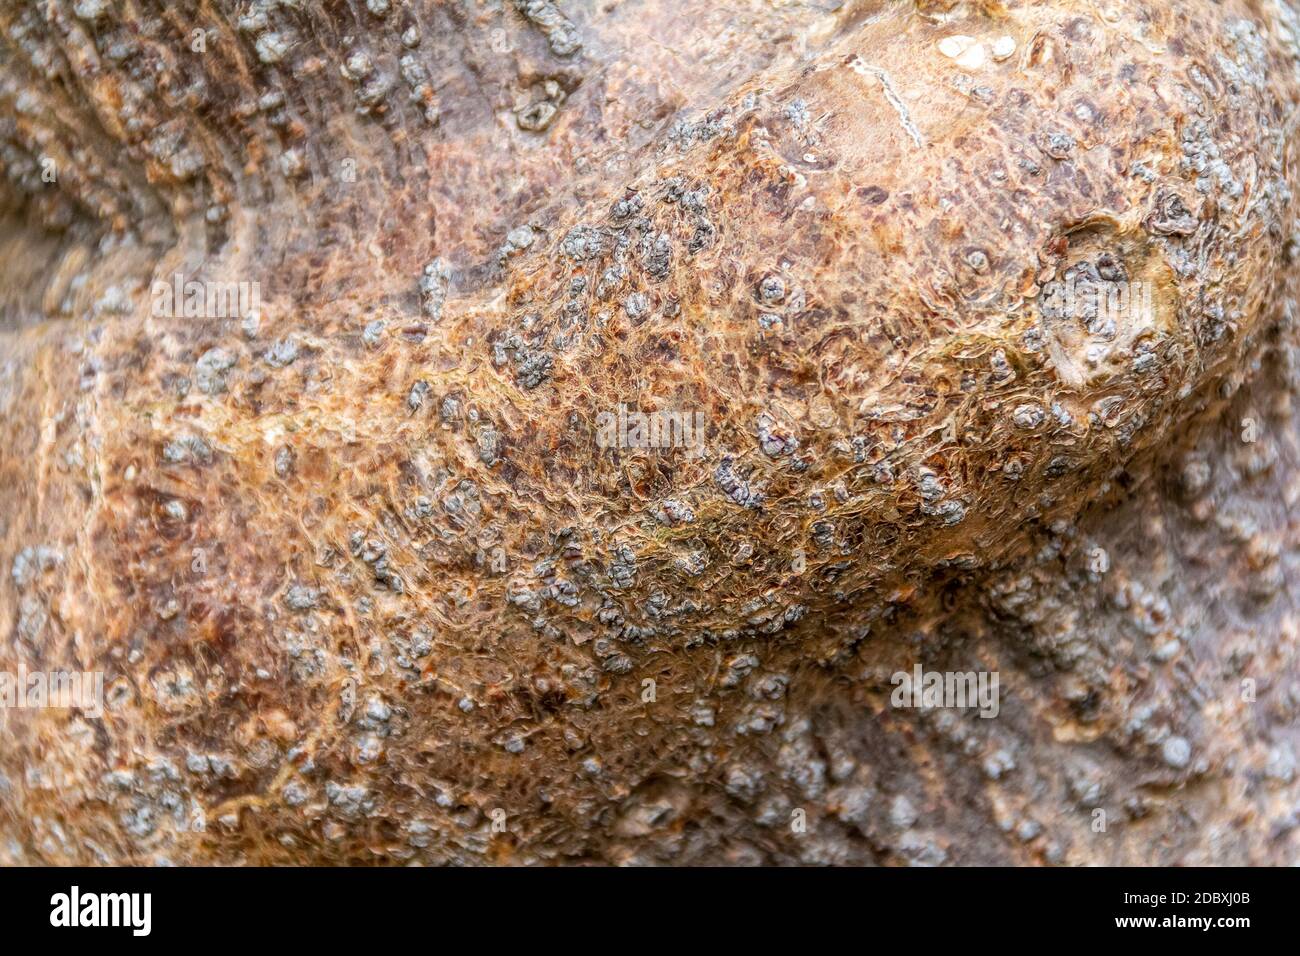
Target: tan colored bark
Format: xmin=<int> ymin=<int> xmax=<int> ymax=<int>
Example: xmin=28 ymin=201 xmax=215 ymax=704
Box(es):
xmin=1 ymin=0 xmax=1298 ymax=864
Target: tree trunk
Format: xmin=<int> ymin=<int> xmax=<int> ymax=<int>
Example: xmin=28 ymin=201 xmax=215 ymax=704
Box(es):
xmin=1 ymin=0 xmax=1298 ymax=865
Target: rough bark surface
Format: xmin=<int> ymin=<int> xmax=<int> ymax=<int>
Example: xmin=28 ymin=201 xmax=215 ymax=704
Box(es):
xmin=1 ymin=0 xmax=1299 ymax=865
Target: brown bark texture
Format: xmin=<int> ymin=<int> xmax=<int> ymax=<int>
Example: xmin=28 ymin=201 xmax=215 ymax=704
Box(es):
xmin=1 ymin=0 xmax=1299 ymax=865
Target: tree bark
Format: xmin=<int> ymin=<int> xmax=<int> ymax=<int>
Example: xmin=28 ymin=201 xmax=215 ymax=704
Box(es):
xmin=1 ymin=0 xmax=1299 ymax=864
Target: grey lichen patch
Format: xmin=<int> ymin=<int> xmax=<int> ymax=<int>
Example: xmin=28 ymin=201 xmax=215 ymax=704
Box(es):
xmin=623 ymin=292 xmax=649 ymax=320
xmin=264 ymin=338 xmax=300 ymax=369
xmin=756 ymin=413 xmax=799 ymax=458
xmin=407 ymin=380 xmax=432 ymax=413
xmin=284 ymin=584 xmax=322 ymax=611
xmin=1161 ymin=736 xmax=1192 ymax=769
xmin=1012 ymin=403 xmax=1047 ymax=430
xmin=194 ymin=347 xmax=237 ymax=395
xmin=11 ymin=546 xmax=62 ymax=588
xmin=608 ymin=543 xmax=638 ymax=589
xmin=162 ymin=435 xmax=214 ymax=466
xmin=561 ymin=225 xmax=610 ymax=261
xmin=476 ymin=427 xmax=503 ymax=466
xmin=72 ymin=0 xmax=110 ymax=21
xmin=715 ymin=457 xmax=764 ymax=510
xmin=274 ymin=445 xmax=295 ymax=478
xmin=255 ymin=32 xmax=291 ymax=64
xmin=516 ymin=80 xmax=567 ymax=132
xmin=419 ymin=259 xmax=453 ymax=322
xmin=497 ymin=225 xmax=537 ymax=266
xmin=363 ymin=320 xmax=386 ymax=348
xmin=512 ymin=1 xmax=582 ymax=57
xmin=655 ymin=498 xmax=695 ymax=526
xmin=503 ymin=341 xmax=554 ymax=390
